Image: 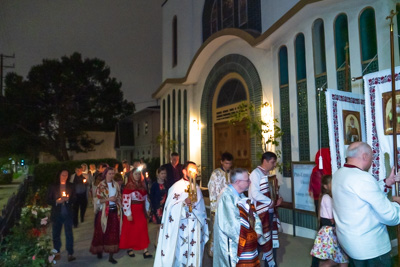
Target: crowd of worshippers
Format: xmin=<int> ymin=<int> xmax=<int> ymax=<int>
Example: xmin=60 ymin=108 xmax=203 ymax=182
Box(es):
xmin=46 ymin=141 xmax=400 ymax=266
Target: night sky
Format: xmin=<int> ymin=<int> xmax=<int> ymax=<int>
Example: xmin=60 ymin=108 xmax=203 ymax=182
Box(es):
xmin=0 ymin=0 xmax=163 ymax=112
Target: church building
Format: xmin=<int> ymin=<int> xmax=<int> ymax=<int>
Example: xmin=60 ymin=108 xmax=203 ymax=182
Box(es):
xmin=152 ymin=0 xmax=399 ymax=236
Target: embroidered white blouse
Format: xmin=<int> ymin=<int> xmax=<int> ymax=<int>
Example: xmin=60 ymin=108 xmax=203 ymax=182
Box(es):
xmin=122 ymin=190 xmax=146 ymax=217
xmin=208 ymin=168 xmax=230 ymax=212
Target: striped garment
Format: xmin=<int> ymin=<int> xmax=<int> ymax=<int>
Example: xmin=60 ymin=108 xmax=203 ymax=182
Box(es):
xmin=255 ymin=168 xmax=280 ymax=266
xmin=237 ymin=199 xmax=260 ymax=267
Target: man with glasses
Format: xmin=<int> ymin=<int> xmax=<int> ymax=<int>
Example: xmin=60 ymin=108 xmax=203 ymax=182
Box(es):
xmin=249 ymin=152 xmax=283 ymax=267
xmin=213 ymin=168 xmax=265 ymax=267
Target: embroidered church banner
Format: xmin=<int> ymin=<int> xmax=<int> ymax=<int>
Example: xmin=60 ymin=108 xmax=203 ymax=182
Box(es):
xmin=326 ymin=89 xmax=366 ymax=174
xmin=364 ymin=67 xmax=400 ymax=181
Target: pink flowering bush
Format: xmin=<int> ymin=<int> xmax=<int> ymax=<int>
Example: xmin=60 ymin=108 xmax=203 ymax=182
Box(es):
xmin=0 ymin=189 xmax=53 ymax=266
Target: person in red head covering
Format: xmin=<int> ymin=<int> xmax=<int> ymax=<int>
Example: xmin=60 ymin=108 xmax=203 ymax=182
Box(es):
xmin=309 ymin=148 xmax=332 ymax=216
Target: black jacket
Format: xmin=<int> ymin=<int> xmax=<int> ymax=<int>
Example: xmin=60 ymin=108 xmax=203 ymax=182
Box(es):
xmin=47 ymin=183 xmax=76 ymax=220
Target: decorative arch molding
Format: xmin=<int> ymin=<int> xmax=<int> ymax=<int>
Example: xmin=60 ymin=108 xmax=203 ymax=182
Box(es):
xmin=200 ymin=54 xmax=262 ymax=182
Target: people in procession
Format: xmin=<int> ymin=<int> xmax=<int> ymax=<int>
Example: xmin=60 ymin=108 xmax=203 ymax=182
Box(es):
xmin=333 ymin=142 xmax=400 ymax=266
xmin=149 ymin=166 xmax=168 ymax=249
xmin=149 ymin=166 xmax=168 ymax=225
xmin=47 ymin=169 xmax=77 ymax=262
xmin=122 ymin=160 xmax=133 ymax=185
xmin=310 ymin=175 xmax=348 ymax=267
xmin=91 ymin=163 xmax=108 ymax=213
xmin=207 ymin=151 xmax=233 ymax=257
xmin=213 ymin=168 xmax=265 ymax=267
xmin=89 ymin=167 xmax=122 ymax=264
xmin=249 ymin=152 xmax=283 ymax=267
xmin=70 ymin=166 xmax=89 ymax=227
xmin=154 ymin=161 xmax=209 ymax=267
xmin=161 ymin=152 xmax=183 ymax=190
xmin=119 ymin=167 xmax=153 ymax=259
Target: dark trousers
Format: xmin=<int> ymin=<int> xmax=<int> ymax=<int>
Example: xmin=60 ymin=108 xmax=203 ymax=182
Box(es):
xmin=350 ymin=252 xmax=391 ymax=267
xmin=73 ymin=193 xmax=88 ymax=226
xmin=269 ymin=212 xmax=278 ymax=266
xmin=52 ymin=213 xmax=74 ymax=255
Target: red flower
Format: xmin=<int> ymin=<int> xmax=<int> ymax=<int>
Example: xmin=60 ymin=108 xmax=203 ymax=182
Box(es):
xmin=30 ymin=228 xmax=42 ymax=237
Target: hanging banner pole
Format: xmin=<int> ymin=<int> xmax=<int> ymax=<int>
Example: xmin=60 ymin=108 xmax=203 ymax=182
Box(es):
xmin=386 ymin=9 xmax=399 ymax=260
xmin=387 ymin=10 xmax=399 ymax=193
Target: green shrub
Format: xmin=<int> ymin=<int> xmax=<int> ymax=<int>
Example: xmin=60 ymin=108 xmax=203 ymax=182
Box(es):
xmin=0 ymin=173 xmax=13 ymax=185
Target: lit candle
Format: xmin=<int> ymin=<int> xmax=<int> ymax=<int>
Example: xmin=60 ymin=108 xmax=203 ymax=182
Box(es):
xmin=83 ymin=178 xmax=87 ymax=183
xmin=145 ymin=172 xmax=149 ymax=178
xmin=62 ymin=191 xmax=66 ymax=197
xmin=188 ymin=168 xmax=197 ymax=191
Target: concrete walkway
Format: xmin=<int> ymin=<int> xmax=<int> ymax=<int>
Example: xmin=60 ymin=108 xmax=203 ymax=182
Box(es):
xmin=55 ymin=206 xmax=315 ymax=266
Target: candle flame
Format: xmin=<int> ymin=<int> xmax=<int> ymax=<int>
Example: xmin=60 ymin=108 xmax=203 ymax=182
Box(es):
xmin=62 ymin=191 xmax=66 ymax=197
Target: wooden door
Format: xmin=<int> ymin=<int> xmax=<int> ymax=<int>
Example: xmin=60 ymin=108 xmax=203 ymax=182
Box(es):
xmin=214 ymin=121 xmax=251 ymax=171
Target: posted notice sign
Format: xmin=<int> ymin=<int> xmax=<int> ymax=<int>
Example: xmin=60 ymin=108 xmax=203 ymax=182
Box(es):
xmin=291 ymin=162 xmax=315 ymax=213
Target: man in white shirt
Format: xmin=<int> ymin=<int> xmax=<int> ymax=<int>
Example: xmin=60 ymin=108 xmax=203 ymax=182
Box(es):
xmin=249 ymin=152 xmax=282 ymax=267
xmin=333 ymin=142 xmax=400 ymax=266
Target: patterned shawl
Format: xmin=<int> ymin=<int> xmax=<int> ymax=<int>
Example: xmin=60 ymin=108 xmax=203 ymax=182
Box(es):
xmin=96 ymin=179 xmax=122 ymax=233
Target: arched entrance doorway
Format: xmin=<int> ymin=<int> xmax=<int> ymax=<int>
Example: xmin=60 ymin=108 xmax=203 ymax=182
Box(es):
xmin=200 ymin=54 xmax=262 ymax=183
xmin=213 ymin=74 xmax=251 ymax=170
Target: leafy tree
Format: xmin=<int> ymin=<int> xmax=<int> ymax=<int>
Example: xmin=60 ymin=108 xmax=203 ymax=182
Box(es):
xmin=229 ymin=101 xmax=284 ymax=172
xmin=1 ymin=52 xmax=134 ymax=161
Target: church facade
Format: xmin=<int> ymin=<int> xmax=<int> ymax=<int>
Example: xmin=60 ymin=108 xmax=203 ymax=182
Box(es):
xmin=153 ymin=0 xmax=399 ymax=210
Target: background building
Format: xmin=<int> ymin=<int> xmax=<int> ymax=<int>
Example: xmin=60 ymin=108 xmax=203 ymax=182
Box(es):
xmin=115 ymin=106 xmax=160 ymax=163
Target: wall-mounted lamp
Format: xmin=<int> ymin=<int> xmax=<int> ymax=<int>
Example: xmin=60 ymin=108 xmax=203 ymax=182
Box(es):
xmin=192 ymin=119 xmax=200 ymax=130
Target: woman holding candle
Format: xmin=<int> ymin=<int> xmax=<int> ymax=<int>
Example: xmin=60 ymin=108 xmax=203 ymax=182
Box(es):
xmin=89 ymin=167 xmax=122 ymax=264
xmin=47 ymin=169 xmax=77 ymax=262
xmin=119 ymin=168 xmax=152 ymax=259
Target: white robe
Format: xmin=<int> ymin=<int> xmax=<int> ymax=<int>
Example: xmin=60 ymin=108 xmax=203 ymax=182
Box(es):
xmin=213 ymin=186 xmax=265 ymax=267
xmin=154 ymin=178 xmax=209 ymax=267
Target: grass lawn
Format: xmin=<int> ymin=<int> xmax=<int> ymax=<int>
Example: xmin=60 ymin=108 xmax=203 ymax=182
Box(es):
xmin=13 ymin=171 xmax=22 ymax=179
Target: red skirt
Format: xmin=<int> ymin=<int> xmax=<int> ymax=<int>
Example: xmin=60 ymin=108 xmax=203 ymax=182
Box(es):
xmin=119 ymin=202 xmax=150 ymax=250
xmin=90 ymin=210 xmax=120 ymax=254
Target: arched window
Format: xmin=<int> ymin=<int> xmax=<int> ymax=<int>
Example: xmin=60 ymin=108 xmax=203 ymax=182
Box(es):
xmin=279 ymin=46 xmax=289 ymax=86
xmin=335 ymin=13 xmax=351 ymax=91
xmin=183 ymin=90 xmax=188 ymax=162
xmin=312 ymin=19 xmax=329 ymax=147
xmin=295 ymin=33 xmax=310 ymax=161
xmin=239 ymin=0 xmax=248 ymax=26
xmin=162 ymin=99 xmax=166 ymax=133
xmin=216 ymin=79 xmax=247 ymax=108
xmin=312 ymin=19 xmax=326 ymax=76
xmin=211 ymin=1 xmax=218 ymax=35
xmin=202 ymin=0 xmax=260 ymax=41
xmin=172 ymin=89 xmax=176 ymax=141
xmin=278 ymin=46 xmax=292 ymax=176
xmin=162 ymin=99 xmax=166 ymax=163
xmin=222 ymin=0 xmax=234 ymax=28
xmin=167 ymin=94 xmax=171 ymax=138
xmin=295 ymin=33 xmax=306 ymax=81
xmin=359 ymin=7 xmax=378 ymax=74
xmin=172 ymin=16 xmax=178 ymax=67
xmin=178 ymin=90 xmax=182 ymax=156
